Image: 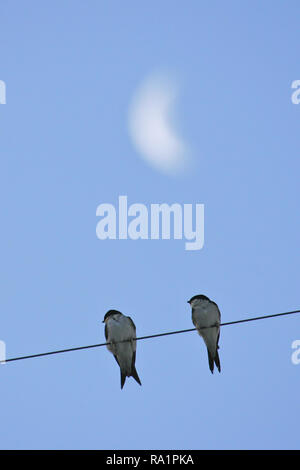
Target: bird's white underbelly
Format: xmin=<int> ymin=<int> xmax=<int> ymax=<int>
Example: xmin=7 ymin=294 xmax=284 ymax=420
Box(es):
xmin=107 ymin=318 xmax=132 ymax=341
xmin=106 ymin=316 xmax=136 ymax=355
xmin=192 ymin=306 xmax=219 ymax=328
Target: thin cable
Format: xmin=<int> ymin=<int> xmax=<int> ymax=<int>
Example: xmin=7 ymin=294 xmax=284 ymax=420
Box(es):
xmin=1 ymin=309 xmax=299 ymax=364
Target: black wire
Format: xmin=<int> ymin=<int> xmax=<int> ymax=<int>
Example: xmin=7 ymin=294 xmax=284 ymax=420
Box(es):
xmin=1 ymin=309 xmax=299 ymax=364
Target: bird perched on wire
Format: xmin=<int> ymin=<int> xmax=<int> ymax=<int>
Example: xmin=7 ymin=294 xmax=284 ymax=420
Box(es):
xmin=103 ymin=309 xmax=142 ymax=389
xmin=187 ymin=294 xmax=221 ymax=373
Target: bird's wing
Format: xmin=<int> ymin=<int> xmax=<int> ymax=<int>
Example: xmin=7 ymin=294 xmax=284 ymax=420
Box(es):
xmin=113 ymin=354 xmax=120 ymax=366
xmin=127 ymin=317 xmax=137 ymax=334
xmin=131 ymin=350 xmax=136 ymax=368
xmin=104 ymin=323 xmax=109 ymax=341
xmin=127 ymin=316 xmax=137 ymax=351
xmin=216 ymin=329 xmax=220 ymax=349
xmin=211 ymin=301 xmax=221 ymax=322
xmin=210 ymin=303 xmax=221 ymax=349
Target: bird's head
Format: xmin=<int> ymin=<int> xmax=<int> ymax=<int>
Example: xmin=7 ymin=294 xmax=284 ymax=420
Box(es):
xmin=102 ymin=309 xmax=122 ymax=323
xmin=187 ymin=294 xmax=210 ymax=308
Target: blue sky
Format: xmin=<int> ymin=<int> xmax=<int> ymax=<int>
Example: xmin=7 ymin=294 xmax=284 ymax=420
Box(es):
xmin=1 ymin=1 xmax=300 ymax=450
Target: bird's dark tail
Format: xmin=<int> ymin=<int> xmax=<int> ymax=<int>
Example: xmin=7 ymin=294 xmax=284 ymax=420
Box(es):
xmin=131 ymin=365 xmax=142 ymax=386
xmin=214 ymin=349 xmax=221 ymax=373
xmin=120 ymin=367 xmax=141 ymax=389
xmin=208 ymin=349 xmax=221 ymax=374
xmin=120 ymin=371 xmax=126 ymax=389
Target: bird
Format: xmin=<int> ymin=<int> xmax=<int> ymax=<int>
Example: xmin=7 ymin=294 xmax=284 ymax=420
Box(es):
xmin=103 ymin=309 xmax=142 ymax=389
xmin=187 ymin=294 xmax=221 ymax=373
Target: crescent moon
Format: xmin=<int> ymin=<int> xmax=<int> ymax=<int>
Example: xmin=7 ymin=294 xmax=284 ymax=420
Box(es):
xmin=128 ymin=75 xmax=188 ymax=175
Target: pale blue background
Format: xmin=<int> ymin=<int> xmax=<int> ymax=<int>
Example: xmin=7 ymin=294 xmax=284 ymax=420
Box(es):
xmin=1 ymin=0 xmax=300 ymax=450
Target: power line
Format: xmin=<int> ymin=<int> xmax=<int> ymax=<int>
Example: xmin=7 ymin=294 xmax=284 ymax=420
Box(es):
xmin=1 ymin=309 xmax=299 ymax=365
